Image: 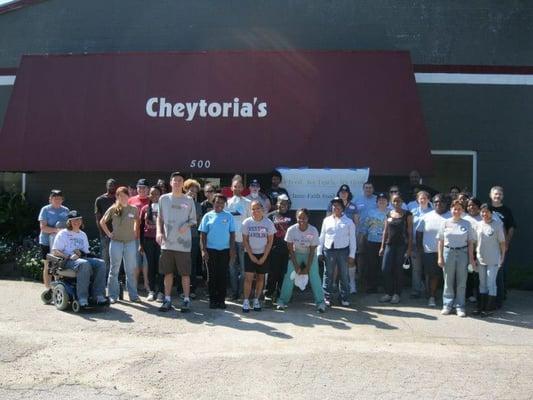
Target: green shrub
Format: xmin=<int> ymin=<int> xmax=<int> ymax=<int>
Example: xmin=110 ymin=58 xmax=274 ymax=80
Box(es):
xmin=0 ymin=192 xmax=37 ymax=240
xmin=89 ymin=238 xmax=101 ymax=257
xmin=15 ymin=241 xmax=42 ymax=281
xmin=0 ymin=236 xmax=17 ymax=264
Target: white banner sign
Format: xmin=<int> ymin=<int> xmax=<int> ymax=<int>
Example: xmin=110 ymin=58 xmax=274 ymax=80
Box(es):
xmin=277 ymin=168 xmax=370 ymax=210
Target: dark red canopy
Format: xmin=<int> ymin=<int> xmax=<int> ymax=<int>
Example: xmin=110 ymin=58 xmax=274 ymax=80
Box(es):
xmin=0 ymin=50 xmax=431 ymax=175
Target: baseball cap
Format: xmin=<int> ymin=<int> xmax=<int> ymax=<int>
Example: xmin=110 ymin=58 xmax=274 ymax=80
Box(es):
xmin=49 ymin=189 xmax=63 ymax=197
xmin=136 ymin=178 xmax=149 ymax=187
xmin=67 ymin=210 xmax=83 ymax=220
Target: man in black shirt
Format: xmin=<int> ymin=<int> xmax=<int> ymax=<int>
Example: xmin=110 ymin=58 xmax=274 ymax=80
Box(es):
xmin=94 ymin=178 xmax=117 ymax=275
xmin=488 ymin=186 xmax=516 ymax=308
xmin=201 ymin=183 xmax=216 ymax=215
xmin=266 ymin=170 xmax=291 ymax=212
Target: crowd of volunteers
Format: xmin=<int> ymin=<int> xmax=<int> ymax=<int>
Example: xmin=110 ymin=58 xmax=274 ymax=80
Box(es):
xmin=38 ymin=169 xmax=515 ymax=317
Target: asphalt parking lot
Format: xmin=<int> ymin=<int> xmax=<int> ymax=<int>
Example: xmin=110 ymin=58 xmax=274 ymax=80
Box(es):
xmin=0 ymin=280 xmax=532 ymax=400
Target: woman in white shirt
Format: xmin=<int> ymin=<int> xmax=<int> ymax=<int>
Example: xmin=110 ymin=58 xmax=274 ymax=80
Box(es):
xmin=473 ymin=204 xmax=506 ymax=315
xmin=52 ymin=211 xmax=107 ymax=307
xmin=277 ymin=208 xmax=326 ymax=313
xmin=318 ymin=198 xmax=356 ymax=307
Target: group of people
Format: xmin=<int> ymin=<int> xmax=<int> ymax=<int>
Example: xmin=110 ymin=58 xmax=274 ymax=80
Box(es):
xmin=37 ymin=169 xmax=516 ymax=318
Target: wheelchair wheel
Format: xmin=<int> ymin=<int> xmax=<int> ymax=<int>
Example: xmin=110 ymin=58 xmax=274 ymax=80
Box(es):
xmin=71 ymin=300 xmax=81 ymax=313
xmin=53 ymin=285 xmax=70 ymax=311
xmin=40 ymin=289 xmax=53 ymax=304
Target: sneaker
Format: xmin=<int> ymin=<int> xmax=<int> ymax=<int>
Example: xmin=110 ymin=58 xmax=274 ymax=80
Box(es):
xmin=390 ymin=294 xmax=400 ymax=304
xmin=428 ymin=297 xmax=436 ymax=307
xmin=96 ymin=296 xmax=108 ymax=305
xmin=317 ymin=303 xmax=326 ymax=313
xmin=131 ymin=297 xmax=142 ymax=303
xmin=156 ymin=292 xmax=164 ymax=303
xmin=79 ymin=298 xmax=89 ymax=307
xmin=380 ymin=294 xmax=392 ymax=303
xmin=159 ymin=300 xmax=172 ymax=312
xmin=324 ymin=298 xmax=331 ymax=307
xmin=341 ymin=300 xmax=350 ymax=307
xmin=180 ymin=299 xmax=191 ymax=313
xmin=109 ymin=298 xmax=118 ymax=304
xmin=146 ymin=291 xmax=156 ymax=302
xmin=468 ymin=296 xmax=477 ymax=303
xmin=441 ymin=307 xmax=451 ymax=315
xmin=242 ymin=299 xmax=250 ymax=313
xmin=253 ymin=298 xmax=262 ymax=311
xmin=457 ymin=308 xmax=467 ymax=318
xmin=276 ymin=303 xmax=288 ymax=311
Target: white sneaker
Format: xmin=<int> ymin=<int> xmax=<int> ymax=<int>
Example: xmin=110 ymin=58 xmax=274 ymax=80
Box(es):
xmin=156 ymin=292 xmax=164 ymax=303
xmin=441 ymin=307 xmax=451 ymax=315
xmin=341 ymin=300 xmax=350 ymax=307
xmin=242 ymin=299 xmax=250 ymax=313
xmin=253 ymin=298 xmax=262 ymax=311
xmin=390 ymin=294 xmax=400 ymax=304
xmin=324 ymin=299 xmax=331 ymax=307
xmin=146 ymin=291 xmax=156 ymax=302
xmin=276 ymin=303 xmax=287 ymax=311
xmin=457 ymin=308 xmax=466 ymax=318
xmin=380 ymin=294 xmax=392 ymax=303
xmin=428 ymin=297 xmax=436 ymax=307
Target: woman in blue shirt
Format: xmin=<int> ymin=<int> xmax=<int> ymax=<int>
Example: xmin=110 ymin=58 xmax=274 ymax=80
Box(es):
xmin=359 ymin=193 xmax=388 ymax=293
xmin=199 ymin=194 xmax=236 ymax=309
xmin=38 ymin=189 xmax=69 ymax=301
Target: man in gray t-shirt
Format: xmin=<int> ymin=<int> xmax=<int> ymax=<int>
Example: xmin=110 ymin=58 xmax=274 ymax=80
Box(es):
xmin=157 ymin=172 xmax=197 ymax=313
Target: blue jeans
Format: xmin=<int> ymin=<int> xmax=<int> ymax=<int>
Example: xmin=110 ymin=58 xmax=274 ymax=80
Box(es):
xmin=478 ymin=264 xmax=499 ymax=296
xmin=442 ymin=247 xmax=468 ymax=309
xmin=229 ymin=241 xmax=245 ymax=298
xmin=108 ymin=240 xmax=138 ymax=300
xmin=323 ymin=247 xmax=350 ymax=302
xmin=65 ymin=257 xmax=106 ymax=302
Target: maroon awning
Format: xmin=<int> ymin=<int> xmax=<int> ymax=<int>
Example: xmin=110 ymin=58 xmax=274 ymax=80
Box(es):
xmin=0 ymin=51 xmax=432 ymax=175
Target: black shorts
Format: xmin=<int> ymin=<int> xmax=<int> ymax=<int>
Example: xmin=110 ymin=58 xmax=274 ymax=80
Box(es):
xmin=244 ymin=253 xmax=269 ymax=275
xmin=40 ymin=245 xmax=50 ymax=260
xmin=422 ymin=252 xmax=443 ymax=278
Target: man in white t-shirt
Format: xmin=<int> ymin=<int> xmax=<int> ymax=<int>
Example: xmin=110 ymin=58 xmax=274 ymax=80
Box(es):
xmin=416 ymin=194 xmax=451 ymax=307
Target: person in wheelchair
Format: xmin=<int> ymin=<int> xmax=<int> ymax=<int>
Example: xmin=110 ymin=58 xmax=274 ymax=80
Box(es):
xmin=51 ymin=210 xmax=107 ymax=307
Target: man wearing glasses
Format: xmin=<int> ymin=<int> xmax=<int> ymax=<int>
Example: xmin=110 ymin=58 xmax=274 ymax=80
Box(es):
xmin=201 ymin=183 xmax=216 ymax=215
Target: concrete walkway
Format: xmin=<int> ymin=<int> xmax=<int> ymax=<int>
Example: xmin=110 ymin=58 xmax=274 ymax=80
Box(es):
xmin=0 ymin=280 xmax=532 ymax=399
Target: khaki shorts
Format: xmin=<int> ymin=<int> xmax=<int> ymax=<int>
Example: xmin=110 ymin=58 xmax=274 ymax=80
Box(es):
xmin=159 ymin=249 xmax=191 ymax=276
